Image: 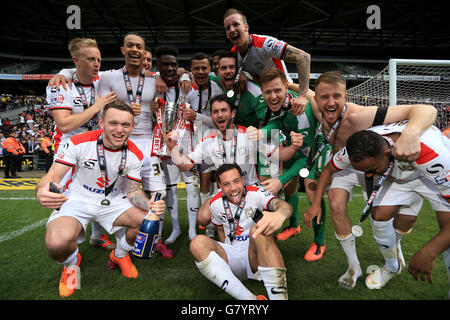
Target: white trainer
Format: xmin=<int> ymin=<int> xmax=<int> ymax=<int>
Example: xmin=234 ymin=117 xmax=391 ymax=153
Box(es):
xmin=366 ymin=265 xmax=399 ymax=289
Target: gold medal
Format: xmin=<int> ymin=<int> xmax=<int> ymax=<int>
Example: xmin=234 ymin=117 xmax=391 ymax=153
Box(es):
xmin=101 ymin=199 xmax=110 ymax=206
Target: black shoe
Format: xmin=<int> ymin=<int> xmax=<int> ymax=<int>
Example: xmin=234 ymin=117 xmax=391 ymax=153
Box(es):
xmin=11 ymin=175 xmax=21 ymax=178
xmin=4 ymin=176 xmax=11 ymax=179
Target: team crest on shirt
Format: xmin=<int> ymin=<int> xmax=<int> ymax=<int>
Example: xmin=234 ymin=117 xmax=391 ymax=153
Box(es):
xmin=50 ymin=93 xmax=65 ymax=105
xmin=245 ymin=207 xmax=255 ymax=219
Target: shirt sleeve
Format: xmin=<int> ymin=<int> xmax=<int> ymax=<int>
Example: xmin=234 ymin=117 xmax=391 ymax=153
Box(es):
xmin=414 ymin=135 xmax=450 ymax=199
xmin=98 ymin=71 xmax=112 ymax=98
xmin=54 ymin=139 xmax=77 ymax=167
xmin=187 ymin=140 xmax=207 ymax=164
xmin=47 ymin=86 xmax=72 ymax=111
xmin=126 ymin=153 xmax=143 ymax=182
xmin=256 ymin=187 xmax=278 ymax=210
xmin=278 ymin=155 xmax=306 ymax=185
xmin=57 ymin=68 xmax=76 ymax=80
xmin=209 ymin=201 xmax=224 ymax=226
xmin=262 ymin=35 xmax=288 ymax=60
xmin=331 ymin=147 xmax=350 ymax=171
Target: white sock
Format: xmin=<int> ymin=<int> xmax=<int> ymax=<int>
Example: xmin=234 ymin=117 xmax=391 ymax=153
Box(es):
xmin=336 ymin=233 xmax=360 ymax=267
xmin=58 ymin=248 xmax=79 ymax=267
xmin=395 ymin=228 xmax=411 ymax=267
xmin=200 ymin=192 xmax=210 ymax=205
xmin=371 ymin=217 xmax=398 ymax=273
xmin=185 ymin=182 xmax=199 ymax=238
xmin=195 ymin=251 xmax=256 ymax=300
xmin=90 ymin=221 xmax=103 ymax=239
xmin=114 ymin=230 xmax=134 ymax=258
xmin=258 ymin=266 xmax=288 ymax=300
xmin=157 ymin=213 xmax=165 ymax=242
xmin=166 ymin=184 xmax=180 ymax=234
xmin=443 ymin=248 xmax=450 ymax=289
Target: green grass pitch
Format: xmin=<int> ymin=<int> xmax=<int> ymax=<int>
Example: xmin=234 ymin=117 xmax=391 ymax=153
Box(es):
xmin=0 ymin=187 xmax=447 ymax=300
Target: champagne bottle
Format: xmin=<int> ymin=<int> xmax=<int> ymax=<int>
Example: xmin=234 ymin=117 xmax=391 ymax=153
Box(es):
xmin=132 ymin=193 xmax=161 ymax=259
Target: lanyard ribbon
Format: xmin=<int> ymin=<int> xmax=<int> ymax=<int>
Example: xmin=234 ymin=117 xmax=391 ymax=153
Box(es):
xmin=96 ymin=133 xmax=128 ymax=197
xmin=261 ymin=93 xmax=292 ymax=128
xmin=222 ymin=187 xmax=247 ymax=243
xmin=198 ymin=80 xmax=212 ymax=114
xmin=122 ymin=66 xmax=145 ymax=105
xmin=307 ymin=104 xmax=347 ymax=168
xmin=217 ymin=126 xmax=238 ymax=164
xmin=72 ymin=73 xmax=97 ymax=129
xmin=359 ymin=136 xmax=395 ymax=222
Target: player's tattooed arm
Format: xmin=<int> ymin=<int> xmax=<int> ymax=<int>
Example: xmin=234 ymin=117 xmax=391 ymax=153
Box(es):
xmin=282 ymin=45 xmax=310 ymax=96
xmin=126 ymin=179 xmax=150 ymax=211
xmin=267 ymin=197 xmax=292 ymax=221
xmin=252 ymin=197 xmax=293 ymax=237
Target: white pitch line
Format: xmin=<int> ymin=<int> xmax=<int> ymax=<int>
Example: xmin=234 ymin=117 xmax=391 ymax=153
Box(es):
xmin=0 ymin=218 xmax=47 ymax=244
xmin=0 ymin=197 xmax=37 ymax=200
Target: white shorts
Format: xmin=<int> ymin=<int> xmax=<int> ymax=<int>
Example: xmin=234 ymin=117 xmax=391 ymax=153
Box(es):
xmin=161 ymin=158 xmax=198 ymax=186
xmin=129 ymin=135 xmax=166 ymax=191
xmin=374 ymin=174 xmax=450 ymax=216
xmin=217 ymin=240 xmax=261 ymax=281
xmin=46 ymin=195 xmax=133 ymax=243
xmin=199 ymin=162 xmax=215 ymax=174
xmin=330 ymin=167 xmax=368 ymax=201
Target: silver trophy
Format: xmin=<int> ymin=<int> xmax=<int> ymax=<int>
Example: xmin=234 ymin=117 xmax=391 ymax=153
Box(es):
xmin=157 ymin=101 xmax=179 ymax=157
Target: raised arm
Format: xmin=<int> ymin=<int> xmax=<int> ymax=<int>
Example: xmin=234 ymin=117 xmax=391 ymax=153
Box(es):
xmin=386 ymin=104 xmax=437 ymax=161
xmin=51 ymin=92 xmax=117 ymax=133
xmin=282 ymin=45 xmax=311 ymax=116
xmin=165 ymin=130 xmax=196 ymax=172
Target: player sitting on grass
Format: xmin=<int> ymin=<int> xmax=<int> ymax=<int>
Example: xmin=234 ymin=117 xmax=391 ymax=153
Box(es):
xmin=190 ymin=163 xmax=292 ymax=300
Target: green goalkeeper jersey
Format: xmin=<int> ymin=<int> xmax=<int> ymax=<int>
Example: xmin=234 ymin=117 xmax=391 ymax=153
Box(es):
xmin=260 ymin=91 xmax=320 ymax=185
xmin=210 ymin=75 xmax=266 ymax=128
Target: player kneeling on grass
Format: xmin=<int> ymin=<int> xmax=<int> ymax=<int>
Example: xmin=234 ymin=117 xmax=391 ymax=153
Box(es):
xmin=36 ymin=101 xmax=166 ymax=298
xmin=190 ymin=163 xmax=292 ymax=300
xmin=345 ymin=127 xmax=450 ymax=290
xmin=309 ymin=124 xmax=449 ymax=290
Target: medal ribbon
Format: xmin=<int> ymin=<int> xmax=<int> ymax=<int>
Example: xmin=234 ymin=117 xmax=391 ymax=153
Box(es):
xmin=359 ymin=136 xmax=395 ymax=222
xmin=222 ymin=186 xmax=247 ymax=243
xmin=97 ymin=133 xmax=128 ymax=197
xmin=198 ymin=80 xmax=212 ymax=114
xmin=306 ymin=104 xmax=347 ymax=169
xmin=217 ymin=126 xmax=238 ymax=164
xmin=122 ymin=66 xmax=145 ymax=105
xmin=72 ymin=73 xmax=97 ymax=129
